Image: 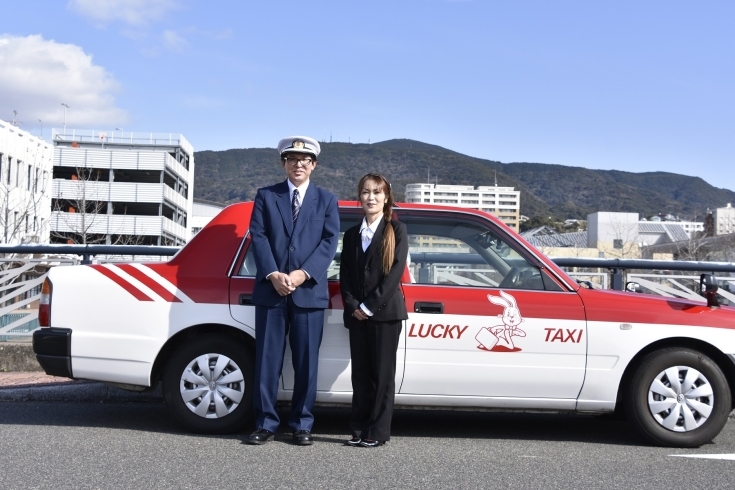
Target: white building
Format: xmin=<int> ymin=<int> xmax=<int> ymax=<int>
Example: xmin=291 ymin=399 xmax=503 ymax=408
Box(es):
xmin=51 ymin=129 xmax=194 ymax=246
xmin=404 ymin=183 xmax=520 ymax=229
xmin=191 ymin=198 xmax=225 ymax=236
xmin=714 ymin=203 xmax=735 ymax=235
xmin=0 ymin=118 xmax=53 ymax=244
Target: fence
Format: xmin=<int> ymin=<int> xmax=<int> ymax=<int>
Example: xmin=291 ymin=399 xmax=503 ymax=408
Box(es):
xmin=0 ymin=246 xmax=733 ymax=340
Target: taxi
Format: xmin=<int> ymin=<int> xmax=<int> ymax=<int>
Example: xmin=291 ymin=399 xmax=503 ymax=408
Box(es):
xmin=33 ymin=202 xmax=735 ymax=448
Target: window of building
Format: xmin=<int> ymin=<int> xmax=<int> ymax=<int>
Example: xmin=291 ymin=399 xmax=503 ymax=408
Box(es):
xmin=499 ymin=201 xmax=516 ymax=205
xmin=33 ymin=216 xmax=37 ymax=232
xmin=462 ymin=193 xmax=479 ymax=197
xmin=482 ymin=194 xmax=496 ymax=198
xmin=461 ymin=200 xmax=479 ymax=204
xmin=27 ymin=165 xmax=32 ymax=191
xmin=435 ymin=192 xmax=458 ymax=197
xmin=7 ymin=157 xmax=12 ymax=185
xmin=613 ymin=239 xmax=623 ymax=249
xmin=16 ymin=160 xmax=21 ymax=187
xmin=424 ymin=192 xmax=431 ymax=195
xmin=25 ymin=215 xmax=29 ymax=234
xmin=499 ymin=194 xmax=516 ymax=198
xmin=34 ymin=168 xmax=39 ymax=193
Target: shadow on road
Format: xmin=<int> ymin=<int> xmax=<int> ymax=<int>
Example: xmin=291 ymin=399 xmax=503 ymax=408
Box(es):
xmin=0 ymin=401 xmax=653 ymax=447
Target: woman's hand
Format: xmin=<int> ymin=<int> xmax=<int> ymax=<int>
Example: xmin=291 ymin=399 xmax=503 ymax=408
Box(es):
xmin=352 ymin=309 xmax=369 ymax=321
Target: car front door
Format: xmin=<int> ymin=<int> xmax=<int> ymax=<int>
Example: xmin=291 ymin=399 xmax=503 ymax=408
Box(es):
xmin=397 ymin=210 xmax=587 ymax=401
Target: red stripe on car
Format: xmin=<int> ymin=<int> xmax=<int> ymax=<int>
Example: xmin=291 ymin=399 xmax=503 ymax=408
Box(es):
xmin=90 ymin=265 xmax=154 ymax=302
xmin=116 ymin=264 xmax=182 ymax=303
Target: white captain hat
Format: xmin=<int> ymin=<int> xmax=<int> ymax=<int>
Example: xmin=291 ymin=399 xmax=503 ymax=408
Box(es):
xmin=277 ymin=136 xmax=321 ymax=158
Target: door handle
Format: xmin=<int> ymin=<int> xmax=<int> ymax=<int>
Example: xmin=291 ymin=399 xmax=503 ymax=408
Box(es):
xmin=239 ymin=294 xmax=252 ymax=305
xmin=414 ymin=302 xmax=443 ymax=314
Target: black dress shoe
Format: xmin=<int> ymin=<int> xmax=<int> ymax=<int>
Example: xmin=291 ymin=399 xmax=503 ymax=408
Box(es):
xmin=292 ymin=430 xmax=314 ymax=446
xmin=247 ymin=428 xmax=275 ymax=445
xmin=359 ymin=439 xmax=384 ymax=448
xmin=345 ymin=437 xmax=361 ymax=447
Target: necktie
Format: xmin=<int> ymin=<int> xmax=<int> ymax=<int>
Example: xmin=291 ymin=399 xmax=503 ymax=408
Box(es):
xmin=292 ymin=189 xmax=300 ymax=223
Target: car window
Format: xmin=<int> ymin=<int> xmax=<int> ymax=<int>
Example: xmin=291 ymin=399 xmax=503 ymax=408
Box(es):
xmin=401 ymin=212 xmax=545 ymax=290
xmin=237 ymin=208 xmax=362 ymax=278
xmin=237 ymin=208 xmax=543 ymax=290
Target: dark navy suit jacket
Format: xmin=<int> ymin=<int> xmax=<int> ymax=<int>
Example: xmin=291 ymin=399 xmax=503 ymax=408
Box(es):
xmin=250 ymin=180 xmax=340 ymax=308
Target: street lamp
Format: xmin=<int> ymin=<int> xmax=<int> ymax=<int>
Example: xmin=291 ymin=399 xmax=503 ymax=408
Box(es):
xmin=115 ymin=127 xmax=123 ymax=142
xmin=61 ymin=103 xmax=69 ymax=135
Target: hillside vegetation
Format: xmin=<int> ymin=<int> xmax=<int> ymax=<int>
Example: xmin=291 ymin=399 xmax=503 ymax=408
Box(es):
xmin=193 ymin=139 xmax=735 ymax=220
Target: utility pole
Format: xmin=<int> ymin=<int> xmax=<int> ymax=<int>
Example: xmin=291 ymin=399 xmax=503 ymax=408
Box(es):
xmin=61 ymin=103 xmax=70 ymax=134
xmin=38 ymin=119 xmax=43 ymax=139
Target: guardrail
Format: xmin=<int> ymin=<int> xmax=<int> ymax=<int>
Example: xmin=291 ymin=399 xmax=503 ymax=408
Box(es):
xmin=0 ymin=246 xmax=733 ymax=340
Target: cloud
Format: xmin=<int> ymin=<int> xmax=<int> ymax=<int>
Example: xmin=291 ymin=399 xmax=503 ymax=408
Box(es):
xmin=0 ymin=35 xmax=127 ymax=127
xmin=162 ymin=30 xmax=188 ymax=52
xmin=67 ymin=0 xmax=180 ymax=26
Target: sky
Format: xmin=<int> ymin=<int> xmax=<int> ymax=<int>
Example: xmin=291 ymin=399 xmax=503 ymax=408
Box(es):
xmin=1 ymin=1 xmax=734 ymax=192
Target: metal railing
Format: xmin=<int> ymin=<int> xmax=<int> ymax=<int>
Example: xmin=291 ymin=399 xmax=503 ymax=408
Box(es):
xmin=0 ymin=246 xmax=733 ymax=340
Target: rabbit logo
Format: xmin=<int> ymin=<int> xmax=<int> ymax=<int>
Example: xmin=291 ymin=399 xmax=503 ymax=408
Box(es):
xmin=476 ymin=290 xmax=526 ymax=352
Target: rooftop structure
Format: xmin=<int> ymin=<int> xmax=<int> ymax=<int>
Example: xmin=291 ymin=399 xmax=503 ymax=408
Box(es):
xmin=51 ymin=129 xmax=194 ymax=246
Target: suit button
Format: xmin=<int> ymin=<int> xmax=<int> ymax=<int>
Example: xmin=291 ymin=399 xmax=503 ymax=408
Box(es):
xmin=289 ymin=246 xmax=295 ymax=251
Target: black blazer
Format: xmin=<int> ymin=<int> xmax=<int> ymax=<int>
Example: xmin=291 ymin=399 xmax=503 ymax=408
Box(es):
xmin=340 ymin=218 xmax=409 ymax=328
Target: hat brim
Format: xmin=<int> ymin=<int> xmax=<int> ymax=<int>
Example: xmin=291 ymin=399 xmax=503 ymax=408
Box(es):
xmin=281 ymin=148 xmax=318 ymax=158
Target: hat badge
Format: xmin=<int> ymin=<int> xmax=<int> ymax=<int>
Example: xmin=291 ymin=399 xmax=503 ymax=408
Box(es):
xmin=292 ymin=140 xmax=305 ymax=150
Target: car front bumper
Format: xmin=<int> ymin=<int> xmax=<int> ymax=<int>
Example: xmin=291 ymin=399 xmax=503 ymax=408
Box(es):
xmin=32 ymin=328 xmax=72 ymax=378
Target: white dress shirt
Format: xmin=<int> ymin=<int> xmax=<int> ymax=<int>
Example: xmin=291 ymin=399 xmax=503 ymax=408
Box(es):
xmin=358 ymin=215 xmax=383 ymax=317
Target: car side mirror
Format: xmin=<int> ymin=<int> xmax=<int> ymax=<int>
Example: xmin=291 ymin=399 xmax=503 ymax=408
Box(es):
xmin=699 ymin=274 xmax=720 ymax=308
xmin=625 ymin=282 xmax=642 ymax=293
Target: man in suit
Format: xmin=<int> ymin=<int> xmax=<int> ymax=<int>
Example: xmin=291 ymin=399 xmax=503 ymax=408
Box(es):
xmin=247 ymin=136 xmax=340 ymax=446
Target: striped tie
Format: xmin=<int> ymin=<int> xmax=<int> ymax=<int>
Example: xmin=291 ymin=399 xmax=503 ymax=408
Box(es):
xmin=292 ymin=189 xmax=300 ymax=223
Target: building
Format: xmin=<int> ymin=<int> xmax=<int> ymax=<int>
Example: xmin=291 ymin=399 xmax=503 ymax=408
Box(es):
xmin=714 ymin=203 xmax=735 ymax=235
xmin=0 ymin=118 xmax=53 ymax=244
xmin=51 ymin=129 xmax=194 ymax=246
xmin=191 ymin=198 xmax=226 ymax=236
xmin=522 ymin=211 xmax=691 ymax=259
xmin=404 ymin=183 xmax=520 ymax=229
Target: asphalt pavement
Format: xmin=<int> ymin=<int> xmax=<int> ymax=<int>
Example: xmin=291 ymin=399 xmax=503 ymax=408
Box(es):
xmin=1 ymin=400 xmax=734 ymax=489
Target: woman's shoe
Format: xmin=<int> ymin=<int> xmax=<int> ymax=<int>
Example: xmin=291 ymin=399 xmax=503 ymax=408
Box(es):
xmin=345 ymin=437 xmax=362 ymax=447
xmin=359 ymin=439 xmax=384 ymax=448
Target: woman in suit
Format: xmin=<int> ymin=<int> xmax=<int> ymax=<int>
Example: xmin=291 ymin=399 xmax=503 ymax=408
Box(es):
xmin=340 ymin=173 xmax=409 ymax=448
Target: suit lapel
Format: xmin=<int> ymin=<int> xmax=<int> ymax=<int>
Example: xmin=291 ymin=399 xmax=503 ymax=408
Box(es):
xmin=364 ymin=219 xmax=386 ymax=265
xmin=292 ymin=183 xmax=316 ymax=236
xmin=274 ymin=180 xmax=293 ymax=236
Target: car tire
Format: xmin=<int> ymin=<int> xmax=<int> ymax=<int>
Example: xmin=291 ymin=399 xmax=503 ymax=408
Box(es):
xmin=625 ymin=347 xmax=731 ymax=448
xmin=163 ymin=334 xmax=254 ymax=434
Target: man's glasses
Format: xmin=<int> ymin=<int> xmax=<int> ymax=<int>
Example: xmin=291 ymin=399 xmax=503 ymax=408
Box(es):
xmin=284 ymin=157 xmax=314 ymax=167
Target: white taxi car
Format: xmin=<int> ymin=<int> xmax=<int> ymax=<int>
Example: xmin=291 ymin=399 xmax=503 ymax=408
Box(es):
xmin=33 ymin=202 xmax=735 ymax=447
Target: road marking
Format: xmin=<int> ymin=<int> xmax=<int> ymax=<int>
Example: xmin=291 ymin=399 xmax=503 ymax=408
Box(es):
xmin=670 ymin=454 xmax=735 ymax=460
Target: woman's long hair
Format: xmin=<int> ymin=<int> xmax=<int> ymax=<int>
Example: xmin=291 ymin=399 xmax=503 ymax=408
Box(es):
xmin=357 ymin=174 xmax=395 ymax=275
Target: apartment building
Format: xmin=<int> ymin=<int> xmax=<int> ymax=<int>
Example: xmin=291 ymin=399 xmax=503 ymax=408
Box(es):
xmin=51 ymin=129 xmax=194 ymax=246
xmin=0 ymin=118 xmax=53 ymax=244
xmin=714 ymin=203 xmax=735 ymax=235
xmin=404 ymin=183 xmax=520 ymax=229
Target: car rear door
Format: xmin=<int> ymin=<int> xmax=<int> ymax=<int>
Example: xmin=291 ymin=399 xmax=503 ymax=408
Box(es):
xmin=229 ymin=207 xmax=406 ymax=394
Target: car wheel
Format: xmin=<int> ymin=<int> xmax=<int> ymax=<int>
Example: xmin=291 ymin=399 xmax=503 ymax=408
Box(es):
xmin=625 ymin=347 xmax=732 ymax=448
xmin=163 ymin=334 xmax=254 ymax=434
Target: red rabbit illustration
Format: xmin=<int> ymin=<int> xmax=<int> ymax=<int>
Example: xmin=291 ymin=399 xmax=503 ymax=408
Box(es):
xmin=476 ymin=290 xmax=526 ymax=352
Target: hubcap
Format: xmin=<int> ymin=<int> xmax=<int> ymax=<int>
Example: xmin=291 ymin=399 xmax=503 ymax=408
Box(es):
xmin=647 ymin=366 xmax=714 ymax=432
xmin=179 ymin=353 xmax=245 ymax=419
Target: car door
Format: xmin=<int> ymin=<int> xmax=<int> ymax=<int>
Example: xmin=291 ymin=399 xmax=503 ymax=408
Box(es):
xmin=397 ymin=209 xmax=587 ymax=400
xmin=229 ymin=207 xmax=406 ymax=394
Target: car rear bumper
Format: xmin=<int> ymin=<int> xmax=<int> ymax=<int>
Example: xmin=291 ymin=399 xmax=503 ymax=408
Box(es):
xmin=32 ymin=328 xmax=72 ymax=378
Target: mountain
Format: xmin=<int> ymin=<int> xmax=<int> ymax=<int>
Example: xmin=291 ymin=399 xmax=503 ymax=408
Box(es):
xmin=193 ymin=139 xmax=735 ymax=220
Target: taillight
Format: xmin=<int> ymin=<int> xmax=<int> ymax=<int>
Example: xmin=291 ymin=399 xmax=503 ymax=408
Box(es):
xmin=39 ymin=278 xmax=52 ymax=327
